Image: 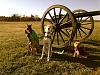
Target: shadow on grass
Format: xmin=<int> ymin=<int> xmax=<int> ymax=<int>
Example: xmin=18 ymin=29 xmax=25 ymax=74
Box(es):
xmin=51 ymin=46 xmax=100 ymax=68
xmin=39 ymin=40 xmax=100 ymax=68
xmin=82 ymin=39 xmax=100 ymax=46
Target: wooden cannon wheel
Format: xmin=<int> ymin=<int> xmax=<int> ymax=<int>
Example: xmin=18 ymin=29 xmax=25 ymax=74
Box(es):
xmin=41 ymin=4 xmax=77 ymax=48
xmin=73 ymin=9 xmax=94 ymax=41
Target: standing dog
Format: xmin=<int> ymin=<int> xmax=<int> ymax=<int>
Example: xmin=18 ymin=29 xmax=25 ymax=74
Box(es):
xmin=25 ymin=24 xmax=41 ymax=55
xmin=73 ymin=41 xmax=80 ymax=57
xmin=40 ymin=25 xmax=52 ymax=61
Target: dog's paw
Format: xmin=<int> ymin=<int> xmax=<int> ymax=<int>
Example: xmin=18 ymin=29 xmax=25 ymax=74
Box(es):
xmin=39 ymin=57 xmax=43 ymax=60
xmin=47 ymin=58 xmax=50 ymax=62
xmin=73 ymin=55 xmax=75 ymax=57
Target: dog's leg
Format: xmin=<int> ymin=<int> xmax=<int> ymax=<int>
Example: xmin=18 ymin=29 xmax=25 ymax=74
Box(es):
xmin=76 ymin=49 xmax=79 ymax=57
xmin=47 ymin=39 xmax=52 ymax=61
xmin=40 ymin=44 xmax=45 ymax=60
xmin=28 ymin=42 xmax=33 ymax=54
xmin=73 ymin=52 xmax=76 ymax=57
xmin=50 ymin=46 xmax=52 ymax=58
xmin=73 ymin=48 xmax=79 ymax=57
xmin=47 ymin=43 xmax=50 ymax=61
xmin=73 ymin=48 xmax=77 ymax=57
xmin=50 ymin=40 xmax=52 ymax=58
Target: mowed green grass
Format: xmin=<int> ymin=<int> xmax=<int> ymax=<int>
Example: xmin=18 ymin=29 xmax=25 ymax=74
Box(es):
xmin=0 ymin=21 xmax=100 ymax=75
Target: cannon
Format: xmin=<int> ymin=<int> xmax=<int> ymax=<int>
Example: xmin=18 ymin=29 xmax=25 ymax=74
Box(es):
xmin=41 ymin=4 xmax=100 ymax=48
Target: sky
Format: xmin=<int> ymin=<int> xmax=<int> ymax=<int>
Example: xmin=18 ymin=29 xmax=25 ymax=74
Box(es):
xmin=0 ymin=0 xmax=100 ymax=19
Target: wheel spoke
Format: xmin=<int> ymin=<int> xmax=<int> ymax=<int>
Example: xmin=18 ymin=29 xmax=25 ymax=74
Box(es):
xmin=59 ymin=13 xmax=67 ymax=24
xmin=81 ymin=26 xmax=91 ymax=30
xmin=78 ymin=29 xmax=82 ymax=38
xmin=51 ymin=30 xmax=55 ymax=34
xmin=70 ymin=30 xmax=76 ymax=40
xmin=79 ymin=17 xmax=83 ymax=22
xmin=65 ymin=29 xmax=70 ymax=37
xmin=75 ymin=29 xmax=77 ymax=38
xmin=46 ymin=18 xmax=53 ymax=24
xmin=52 ymin=31 xmax=56 ymax=44
xmin=79 ymin=28 xmax=87 ymax=35
xmin=60 ymin=29 xmax=70 ymax=38
xmin=59 ymin=31 xmax=65 ymax=43
xmin=58 ymin=8 xmax=62 ymax=22
xmin=54 ymin=8 xmax=57 ymax=23
xmin=81 ymin=23 xmax=91 ymax=25
xmin=67 ymin=14 xmax=70 ymax=20
xmin=48 ymin=12 xmax=55 ymax=23
xmin=81 ymin=16 xmax=90 ymax=23
xmin=57 ymin=32 xmax=59 ymax=45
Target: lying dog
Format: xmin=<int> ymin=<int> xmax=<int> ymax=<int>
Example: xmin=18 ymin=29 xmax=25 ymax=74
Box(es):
xmin=73 ymin=41 xmax=80 ymax=57
xmin=25 ymin=24 xmax=41 ymax=55
xmin=40 ymin=25 xmax=52 ymax=61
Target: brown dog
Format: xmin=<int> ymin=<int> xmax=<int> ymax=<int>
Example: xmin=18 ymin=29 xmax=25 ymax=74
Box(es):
xmin=25 ymin=24 xmax=41 ymax=55
xmin=73 ymin=41 xmax=80 ymax=57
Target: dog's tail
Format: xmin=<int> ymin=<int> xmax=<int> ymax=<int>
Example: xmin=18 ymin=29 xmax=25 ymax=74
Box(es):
xmin=54 ymin=50 xmax=64 ymax=54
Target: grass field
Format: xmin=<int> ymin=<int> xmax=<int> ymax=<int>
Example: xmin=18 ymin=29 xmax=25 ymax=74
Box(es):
xmin=0 ymin=21 xmax=100 ymax=75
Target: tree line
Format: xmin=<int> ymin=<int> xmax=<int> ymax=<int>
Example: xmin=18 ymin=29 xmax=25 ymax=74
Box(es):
xmin=0 ymin=14 xmax=41 ymax=21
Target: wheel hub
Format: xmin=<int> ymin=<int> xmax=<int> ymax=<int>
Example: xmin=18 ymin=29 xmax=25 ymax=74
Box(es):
xmin=53 ymin=23 xmax=61 ymax=31
xmin=76 ymin=23 xmax=81 ymax=29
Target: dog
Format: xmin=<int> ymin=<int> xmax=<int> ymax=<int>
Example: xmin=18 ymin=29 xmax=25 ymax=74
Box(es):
xmin=40 ymin=25 xmax=52 ymax=61
xmin=73 ymin=41 xmax=80 ymax=57
xmin=25 ymin=24 xmax=41 ymax=55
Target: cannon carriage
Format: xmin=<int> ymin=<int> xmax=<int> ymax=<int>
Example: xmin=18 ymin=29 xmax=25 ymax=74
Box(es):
xmin=41 ymin=4 xmax=100 ymax=48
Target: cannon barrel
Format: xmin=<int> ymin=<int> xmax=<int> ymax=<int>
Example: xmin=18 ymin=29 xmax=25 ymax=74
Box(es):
xmin=74 ymin=10 xmax=100 ymax=18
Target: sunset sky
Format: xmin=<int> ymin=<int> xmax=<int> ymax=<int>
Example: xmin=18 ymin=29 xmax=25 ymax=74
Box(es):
xmin=0 ymin=0 xmax=100 ymax=19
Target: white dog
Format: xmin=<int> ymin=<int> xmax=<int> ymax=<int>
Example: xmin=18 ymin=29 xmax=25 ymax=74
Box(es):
xmin=73 ymin=41 xmax=80 ymax=57
xmin=40 ymin=25 xmax=52 ymax=61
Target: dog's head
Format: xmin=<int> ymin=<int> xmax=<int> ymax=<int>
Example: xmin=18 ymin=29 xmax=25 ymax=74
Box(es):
xmin=44 ymin=25 xmax=52 ymax=37
xmin=25 ymin=24 xmax=33 ymax=34
xmin=26 ymin=24 xmax=32 ymax=31
xmin=74 ymin=41 xmax=80 ymax=47
xmin=44 ymin=25 xmax=52 ymax=33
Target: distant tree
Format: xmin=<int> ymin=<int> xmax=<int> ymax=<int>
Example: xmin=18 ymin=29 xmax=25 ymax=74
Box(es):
xmin=34 ymin=15 xmax=41 ymax=21
xmin=31 ymin=14 xmax=34 ymax=18
xmin=0 ymin=14 xmax=41 ymax=21
xmin=11 ymin=14 xmax=20 ymax=21
xmin=31 ymin=14 xmax=35 ymax=21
